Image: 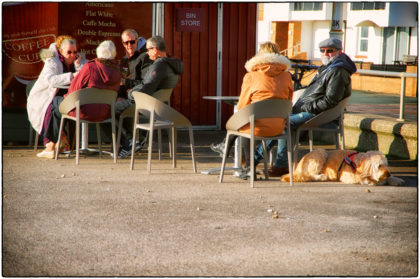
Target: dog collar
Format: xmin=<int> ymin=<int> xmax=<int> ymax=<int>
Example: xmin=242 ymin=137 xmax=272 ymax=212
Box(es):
xmin=337 ymin=152 xmax=359 ymax=175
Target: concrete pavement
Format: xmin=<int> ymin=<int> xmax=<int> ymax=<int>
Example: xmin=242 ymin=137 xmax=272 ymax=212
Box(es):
xmin=2 ymin=129 xmax=418 ymax=276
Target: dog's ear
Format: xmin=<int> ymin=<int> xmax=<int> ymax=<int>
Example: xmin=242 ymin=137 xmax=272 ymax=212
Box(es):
xmin=352 ymin=153 xmax=370 ymax=177
xmin=356 ymin=151 xmax=391 ymax=182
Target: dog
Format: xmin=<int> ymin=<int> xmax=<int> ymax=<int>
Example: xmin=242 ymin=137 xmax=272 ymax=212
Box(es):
xmin=281 ymin=149 xmax=405 ymax=186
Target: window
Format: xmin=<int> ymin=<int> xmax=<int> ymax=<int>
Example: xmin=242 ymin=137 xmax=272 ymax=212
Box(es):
xmin=382 ymin=27 xmax=410 ymax=64
xmin=293 ymin=2 xmax=323 ymax=11
xmin=359 ymin=26 xmax=369 ymax=52
xmin=351 ymin=2 xmax=386 ymax=10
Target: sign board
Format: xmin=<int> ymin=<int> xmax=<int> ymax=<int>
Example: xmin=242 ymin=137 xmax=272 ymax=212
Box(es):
xmin=176 ymin=8 xmax=205 ymax=32
xmin=58 ymin=2 xmax=153 ymax=61
xmin=2 ymin=2 xmax=58 ymax=108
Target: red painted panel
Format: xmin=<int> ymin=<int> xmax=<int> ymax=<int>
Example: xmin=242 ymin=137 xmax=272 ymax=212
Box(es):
xmin=165 ymin=2 xmax=219 ymax=126
xmin=164 ymin=3 xmax=256 ymax=127
xmin=2 ymin=2 xmax=59 ymax=108
xmin=221 ymin=3 xmax=257 ymax=127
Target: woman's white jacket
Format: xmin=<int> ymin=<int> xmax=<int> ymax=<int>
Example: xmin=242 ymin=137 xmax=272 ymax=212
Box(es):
xmin=27 ymin=43 xmax=74 ymax=134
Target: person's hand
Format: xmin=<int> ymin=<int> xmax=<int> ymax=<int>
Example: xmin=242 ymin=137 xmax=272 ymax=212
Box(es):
xmin=74 ymin=53 xmax=82 ymax=68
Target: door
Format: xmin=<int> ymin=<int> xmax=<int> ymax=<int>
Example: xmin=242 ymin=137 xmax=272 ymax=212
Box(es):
xmin=164 ymin=3 xmax=257 ymax=128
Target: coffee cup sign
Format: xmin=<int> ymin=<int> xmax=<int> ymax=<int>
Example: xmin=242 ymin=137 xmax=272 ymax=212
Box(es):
xmin=3 ymin=2 xmax=58 ymax=108
xmin=176 ymin=8 xmax=205 ymax=32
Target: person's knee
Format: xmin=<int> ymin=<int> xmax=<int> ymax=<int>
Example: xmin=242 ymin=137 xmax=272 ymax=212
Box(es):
xmin=115 ymin=99 xmax=132 ymax=115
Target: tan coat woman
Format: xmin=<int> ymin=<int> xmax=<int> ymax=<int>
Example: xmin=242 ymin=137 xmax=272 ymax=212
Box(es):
xmin=218 ymin=42 xmax=293 ymax=178
xmin=237 ymin=52 xmax=293 ymax=137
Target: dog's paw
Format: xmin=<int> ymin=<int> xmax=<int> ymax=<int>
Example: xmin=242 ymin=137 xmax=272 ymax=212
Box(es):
xmin=312 ymin=174 xmax=328 ymax=181
xmin=386 ymin=176 xmax=405 ymax=186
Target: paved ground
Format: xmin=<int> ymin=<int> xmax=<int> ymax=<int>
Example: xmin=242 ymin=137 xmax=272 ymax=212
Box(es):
xmin=347 ymin=90 xmax=417 ymax=121
xmin=2 ymin=130 xmax=418 ymax=276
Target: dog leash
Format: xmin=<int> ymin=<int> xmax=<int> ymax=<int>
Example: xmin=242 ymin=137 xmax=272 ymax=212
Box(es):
xmin=337 ymin=152 xmax=359 ymax=175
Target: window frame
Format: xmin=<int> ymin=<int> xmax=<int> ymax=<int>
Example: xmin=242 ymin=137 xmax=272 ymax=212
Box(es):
xmin=351 ymin=2 xmax=386 ymax=10
xmin=358 ymin=26 xmax=369 ymax=53
xmin=293 ymin=2 xmax=323 ymax=11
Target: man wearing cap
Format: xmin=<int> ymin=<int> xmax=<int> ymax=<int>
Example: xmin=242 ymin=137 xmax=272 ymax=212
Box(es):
xmin=256 ymin=37 xmax=357 ymax=176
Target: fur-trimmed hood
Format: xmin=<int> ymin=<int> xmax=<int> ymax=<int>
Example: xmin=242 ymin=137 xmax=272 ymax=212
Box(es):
xmin=244 ymin=53 xmax=291 ymax=74
xmin=39 ymin=43 xmax=59 ymax=62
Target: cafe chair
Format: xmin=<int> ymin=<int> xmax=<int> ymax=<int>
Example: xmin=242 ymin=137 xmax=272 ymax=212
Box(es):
xmin=116 ymin=88 xmax=174 ymax=154
xmin=26 ymin=80 xmax=40 ymax=150
xmin=55 ymin=88 xmax=118 ymax=165
xmin=219 ymin=99 xmax=294 ymax=187
xmin=293 ymin=96 xmax=349 ymax=169
xmin=130 ymin=91 xmax=197 ymax=173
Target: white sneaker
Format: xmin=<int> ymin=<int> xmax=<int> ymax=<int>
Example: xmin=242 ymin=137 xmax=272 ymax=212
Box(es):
xmin=36 ymin=150 xmax=54 ymax=159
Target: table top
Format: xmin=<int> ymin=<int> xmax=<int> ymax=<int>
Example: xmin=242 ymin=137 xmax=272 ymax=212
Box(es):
xmin=203 ymin=95 xmax=239 ymax=105
xmin=203 ymin=96 xmax=239 ymax=101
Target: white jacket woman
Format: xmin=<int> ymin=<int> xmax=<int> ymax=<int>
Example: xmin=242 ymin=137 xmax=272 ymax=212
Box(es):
xmin=27 ymin=41 xmax=83 ymax=134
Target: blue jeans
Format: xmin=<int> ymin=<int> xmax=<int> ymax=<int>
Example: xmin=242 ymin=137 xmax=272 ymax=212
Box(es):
xmin=255 ymin=112 xmax=316 ymax=168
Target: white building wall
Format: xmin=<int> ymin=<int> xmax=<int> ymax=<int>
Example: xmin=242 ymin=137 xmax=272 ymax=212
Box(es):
xmin=409 ymin=26 xmax=418 ymax=55
xmin=347 ymin=10 xmax=390 ymax=27
xmin=312 ymin=21 xmax=331 ymax=61
xmin=290 ymin=3 xmax=332 ymax=21
xmin=301 ymin=21 xmax=314 ymax=59
xmin=257 ymin=3 xmax=289 ymax=49
xmin=263 ymin=3 xmax=290 ymax=21
xmin=344 ymin=24 xmax=383 ymax=64
xmin=370 ymin=26 xmax=384 ymax=64
xmin=344 ymin=25 xmax=357 ymax=60
xmin=257 ymin=15 xmax=271 ymax=50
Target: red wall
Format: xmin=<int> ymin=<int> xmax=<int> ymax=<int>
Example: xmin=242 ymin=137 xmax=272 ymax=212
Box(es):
xmin=164 ymin=3 xmax=257 ymax=127
xmin=221 ymin=3 xmax=257 ymax=126
xmin=164 ymin=3 xmax=219 ymax=126
xmin=2 ymin=2 xmax=58 ymax=108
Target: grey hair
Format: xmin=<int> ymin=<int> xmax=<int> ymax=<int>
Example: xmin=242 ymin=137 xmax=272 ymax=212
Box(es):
xmin=59 ymin=38 xmax=76 ymax=50
xmin=147 ymin=36 xmax=166 ymax=52
xmin=96 ymin=40 xmax=117 ymax=59
xmin=121 ymin=28 xmax=138 ymax=39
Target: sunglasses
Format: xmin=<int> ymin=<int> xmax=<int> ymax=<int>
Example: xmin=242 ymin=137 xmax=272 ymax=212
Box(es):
xmin=67 ymin=51 xmax=77 ymax=55
xmin=320 ymin=48 xmax=336 ymax=54
xmin=123 ymin=40 xmax=136 ymax=46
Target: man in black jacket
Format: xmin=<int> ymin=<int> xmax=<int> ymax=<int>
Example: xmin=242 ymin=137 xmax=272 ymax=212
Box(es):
xmin=257 ymin=37 xmax=357 ymax=176
xmin=119 ymin=29 xmax=153 ymax=98
xmin=116 ymin=35 xmax=184 ymax=158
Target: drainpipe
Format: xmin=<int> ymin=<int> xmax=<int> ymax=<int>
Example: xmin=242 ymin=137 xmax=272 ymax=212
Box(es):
xmin=330 ymin=2 xmax=344 ymax=41
xmin=153 ymin=3 xmax=164 ymax=37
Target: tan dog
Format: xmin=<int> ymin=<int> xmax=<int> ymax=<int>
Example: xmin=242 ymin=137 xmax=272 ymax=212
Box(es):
xmin=281 ymin=149 xmax=405 ymax=186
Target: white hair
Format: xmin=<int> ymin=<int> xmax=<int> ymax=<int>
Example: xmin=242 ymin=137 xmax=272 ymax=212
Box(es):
xmin=59 ymin=39 xmax=76 ymax=50
xmin=96 ymin=40 xmax=116 ymax=59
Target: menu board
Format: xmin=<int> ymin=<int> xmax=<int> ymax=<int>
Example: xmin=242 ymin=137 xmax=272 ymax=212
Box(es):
xmin=58 ymin=2 xmax=153 ymax=61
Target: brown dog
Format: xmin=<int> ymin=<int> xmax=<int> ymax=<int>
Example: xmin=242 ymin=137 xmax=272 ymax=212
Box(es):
xmin=281 ymin=149 xmax=405 ymax=186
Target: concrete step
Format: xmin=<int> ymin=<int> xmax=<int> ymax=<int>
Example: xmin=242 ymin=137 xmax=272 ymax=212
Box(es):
xmin=343 ymin=112 xmax=417 ymax=160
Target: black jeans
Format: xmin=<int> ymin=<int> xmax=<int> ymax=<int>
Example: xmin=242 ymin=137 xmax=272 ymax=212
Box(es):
xmin=103 ymin=98 xmax=133 ymax=148
xmin=43 ymin=96 xmax=64 ymax=143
